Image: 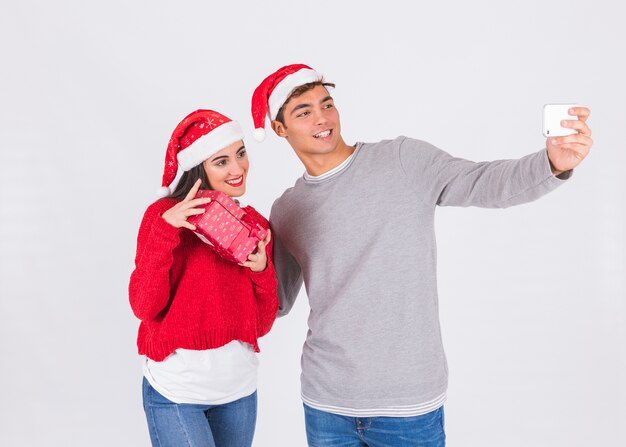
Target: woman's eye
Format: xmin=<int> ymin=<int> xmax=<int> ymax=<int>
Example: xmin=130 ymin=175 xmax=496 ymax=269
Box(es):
xmin=215 ymin=160 xmax=227 ymax=167
xmin=237 ymin=150 xmax=247 ymax=158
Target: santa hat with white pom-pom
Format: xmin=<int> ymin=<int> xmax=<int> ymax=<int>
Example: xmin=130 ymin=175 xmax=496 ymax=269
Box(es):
xmin=157 ymin=109 xmax=244 ymax=197
xmin=251 ymin=64 xmax=322 ymax=142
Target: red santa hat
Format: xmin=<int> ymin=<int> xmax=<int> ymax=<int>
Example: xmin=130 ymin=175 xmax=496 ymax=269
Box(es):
xmin=157 ymin=109 xmax=244 ymax=197
xmin=251 ymin=64 xmax=322 ymax=141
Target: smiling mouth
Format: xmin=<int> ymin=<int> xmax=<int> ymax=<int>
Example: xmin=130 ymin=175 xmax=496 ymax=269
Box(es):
xmin=313 ymin=129 xmax=332 ymax=139
xmin=225 ymin=176 xmax=244 ymax=187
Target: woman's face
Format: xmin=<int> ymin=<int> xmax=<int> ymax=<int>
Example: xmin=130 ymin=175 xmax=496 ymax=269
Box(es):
xmin=202 ymin=140 xmax=249 ymax=197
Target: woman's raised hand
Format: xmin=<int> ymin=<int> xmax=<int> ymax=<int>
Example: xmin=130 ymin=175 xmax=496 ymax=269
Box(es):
xmin=161 ymin=179 xmax=211 ymax=231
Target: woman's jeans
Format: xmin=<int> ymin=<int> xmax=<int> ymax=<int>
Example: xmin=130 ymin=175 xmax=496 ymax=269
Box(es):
xmin=304 ymin=403 xmax=445 ymax=447
xmin=142 ymin=378 xmax=257 ymax=447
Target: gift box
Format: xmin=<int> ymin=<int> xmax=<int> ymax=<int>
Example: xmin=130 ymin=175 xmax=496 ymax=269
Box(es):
xmin=187 ymin=190 xmax=268 ymax=264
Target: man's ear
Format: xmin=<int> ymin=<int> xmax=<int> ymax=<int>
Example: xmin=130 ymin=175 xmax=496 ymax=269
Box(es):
xmin=271 ymin=120 xmax=288 ymax=138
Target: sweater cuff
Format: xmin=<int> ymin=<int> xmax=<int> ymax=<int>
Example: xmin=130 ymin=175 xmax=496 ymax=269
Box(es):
xmin=150 ymin=214 xmax=182 ymax=246
xmin=555 ymin=169 xmax=573 ymax=180
xmin=543 ymin=149 xmax=574 ymax=182
xmin=249 ymin=261 xmax=278 ymax=290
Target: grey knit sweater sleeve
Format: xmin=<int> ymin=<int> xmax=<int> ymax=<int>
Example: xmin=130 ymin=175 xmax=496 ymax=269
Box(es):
xmin=397 ymin=137 xmax=571 ymax=208
xmin=268 ymin=208 xmax=303 ymax=317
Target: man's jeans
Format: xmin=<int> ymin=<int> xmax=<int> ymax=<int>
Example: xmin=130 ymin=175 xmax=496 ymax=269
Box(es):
xmin=142 ymin=378 xmax=257 ymax=447
xmin=304 ymin=404 xmax=445 ymax=447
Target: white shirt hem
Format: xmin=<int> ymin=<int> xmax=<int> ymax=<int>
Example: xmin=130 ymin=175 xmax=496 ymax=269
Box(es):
xmin=301 ymin=391 xmax=447 ymax=417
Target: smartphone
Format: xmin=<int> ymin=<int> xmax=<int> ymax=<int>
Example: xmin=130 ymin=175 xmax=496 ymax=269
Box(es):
xmin=543 ymin=104 xmax=578 ymax=137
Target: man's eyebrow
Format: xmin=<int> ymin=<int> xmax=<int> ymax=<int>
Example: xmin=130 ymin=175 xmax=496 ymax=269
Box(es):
xmin=289 ymin=96 xmax=334 ymax=116
xmin=290 ymin=102 xmax=312 ymax=116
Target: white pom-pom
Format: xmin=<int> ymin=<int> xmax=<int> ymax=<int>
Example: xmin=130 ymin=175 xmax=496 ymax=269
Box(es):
xmin=156 ymin=186 xmax=171 ymax=197
xmin=253 ymin=127 xmax=266 ymax=142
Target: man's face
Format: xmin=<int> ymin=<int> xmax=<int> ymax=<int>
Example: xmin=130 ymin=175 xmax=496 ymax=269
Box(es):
xmin=271 ymin=85 xmax=342 ymax=157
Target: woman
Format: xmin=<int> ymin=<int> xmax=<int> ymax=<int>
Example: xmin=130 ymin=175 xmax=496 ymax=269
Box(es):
xmin=129 ymin=109 xmax=278 ymax=447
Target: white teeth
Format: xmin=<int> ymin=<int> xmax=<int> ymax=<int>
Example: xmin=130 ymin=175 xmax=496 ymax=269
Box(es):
xmin=226 ymin=176 xmax=242 ymax=185
xmin=314 ymin=130 xmax=331 ymax=138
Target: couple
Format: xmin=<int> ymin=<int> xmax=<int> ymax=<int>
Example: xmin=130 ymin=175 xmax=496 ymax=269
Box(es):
xmin=129 ymin=64 xmax=593 ymax=447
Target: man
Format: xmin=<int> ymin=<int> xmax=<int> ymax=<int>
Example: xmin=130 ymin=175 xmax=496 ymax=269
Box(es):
xmin=251 ymin=64 xmax=592 ymax=446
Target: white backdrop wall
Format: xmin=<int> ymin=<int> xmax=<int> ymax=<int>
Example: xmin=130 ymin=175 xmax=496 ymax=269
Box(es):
xmin=1 ymin=1 xmax=624 ymax=446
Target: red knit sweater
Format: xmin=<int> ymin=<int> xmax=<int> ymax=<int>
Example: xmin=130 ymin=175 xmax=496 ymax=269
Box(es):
xmin=129 ymin=198 xmax=279 ymax=362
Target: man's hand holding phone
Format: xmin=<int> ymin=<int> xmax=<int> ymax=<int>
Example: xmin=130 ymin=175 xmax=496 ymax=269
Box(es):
xmin=544 ymin=105 xmax=593 ymax=176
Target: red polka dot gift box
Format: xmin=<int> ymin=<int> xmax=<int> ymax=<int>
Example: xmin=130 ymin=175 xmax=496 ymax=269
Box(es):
xmin=187 ymin=190 xmax=268 ymax=264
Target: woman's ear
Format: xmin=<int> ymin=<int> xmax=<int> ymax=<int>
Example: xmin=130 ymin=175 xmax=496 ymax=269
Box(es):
xmin=271 ymin=120 xmax=288 ymax=138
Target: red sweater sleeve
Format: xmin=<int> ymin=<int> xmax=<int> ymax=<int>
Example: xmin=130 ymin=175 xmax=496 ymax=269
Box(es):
xmin=129 ymin=199 xmax=181 ymax=321
xmin=245 ymin=207 xmax=279 ymax=338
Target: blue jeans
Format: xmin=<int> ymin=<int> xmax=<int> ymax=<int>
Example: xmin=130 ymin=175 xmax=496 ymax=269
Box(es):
xmin=304 ymin=404 xmax=446 ymax=447
xmin=142 ymin=378 xmax=257 ymax=447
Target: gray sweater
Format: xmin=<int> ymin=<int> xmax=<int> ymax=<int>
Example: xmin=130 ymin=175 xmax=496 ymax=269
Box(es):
xmin=270 ymin=137 xmax=569 ymax=417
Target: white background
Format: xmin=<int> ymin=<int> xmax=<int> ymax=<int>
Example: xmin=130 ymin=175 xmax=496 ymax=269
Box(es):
xmin=1 ymin=1 xmax=624 ymax=445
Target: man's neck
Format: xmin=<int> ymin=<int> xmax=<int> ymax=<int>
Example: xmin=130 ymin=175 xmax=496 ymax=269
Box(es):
xmin=298 ymin=140 xmax=356 ymax=177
